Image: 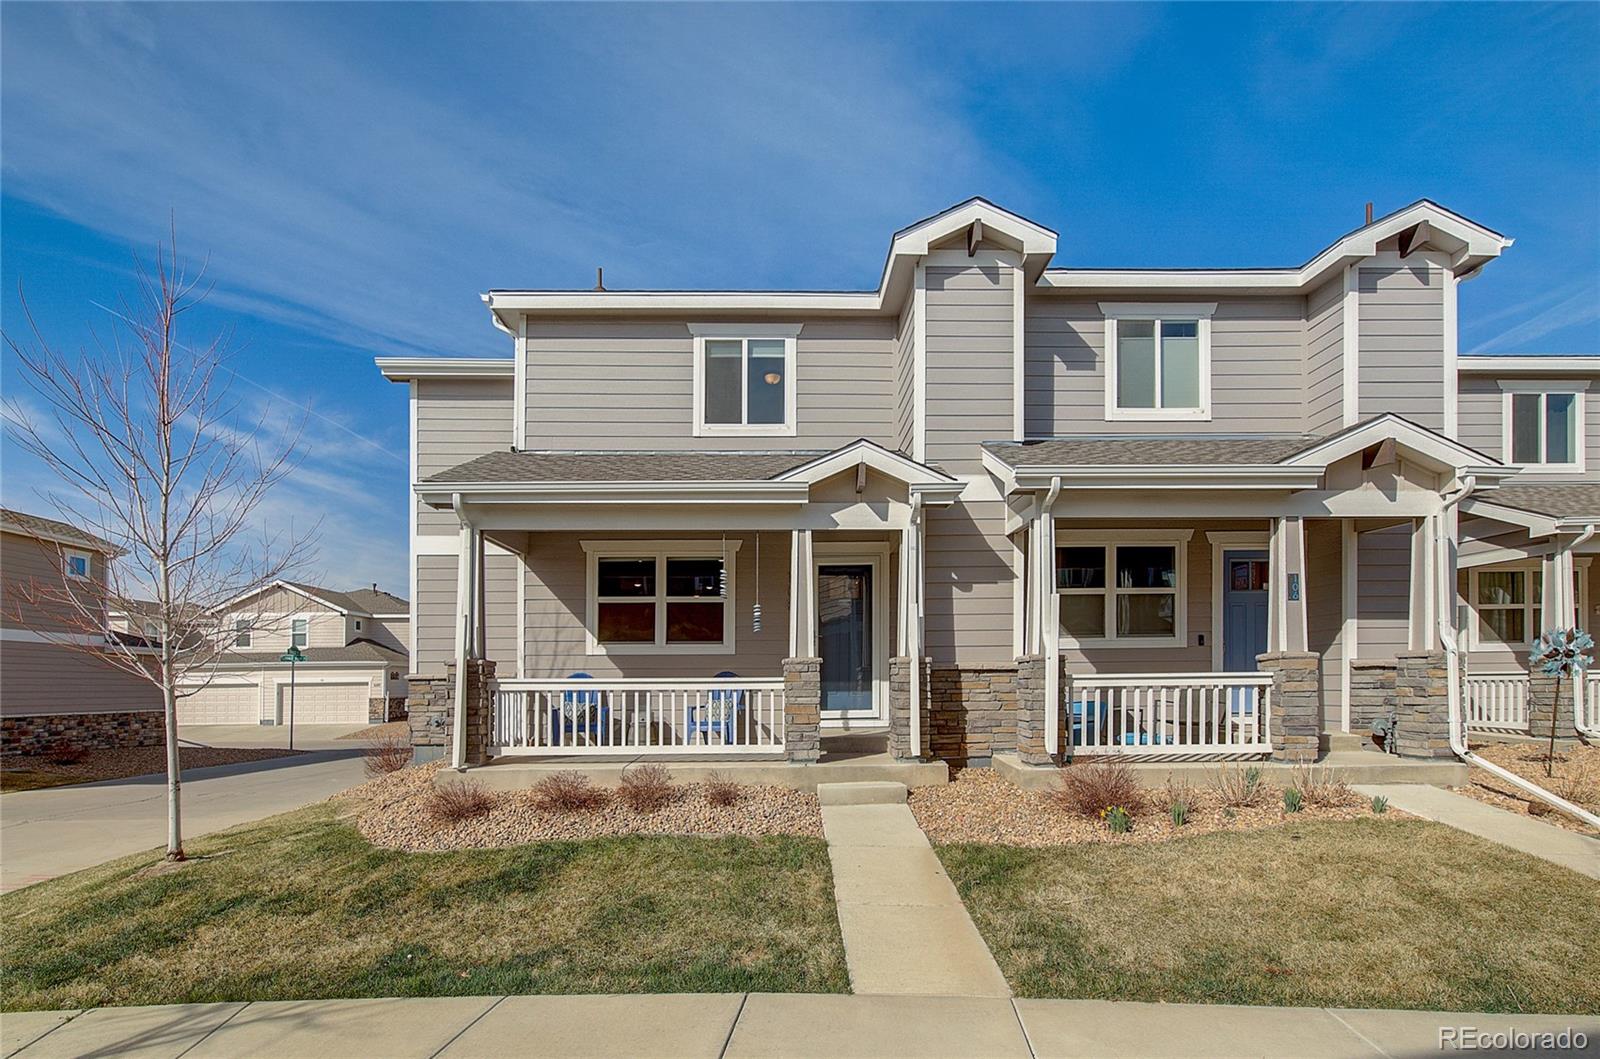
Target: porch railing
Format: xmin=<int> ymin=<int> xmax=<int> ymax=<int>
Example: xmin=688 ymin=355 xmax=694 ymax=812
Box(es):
xmin=1463 ymin=673 xmax=1530 ymax=733
xmin=1067 ymin=672 xmax=1273 ymax=757
xmin=490 ymin=677 xmax=786 ymax=756
xmin=1582 ymin=673 xmax=1600 ymax=734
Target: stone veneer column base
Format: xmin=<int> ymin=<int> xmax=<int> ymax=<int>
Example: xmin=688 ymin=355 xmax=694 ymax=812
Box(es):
xmin=1349 ymin=660 xmax=1398 ymax=745
xmin=1257 ymin=651 xmax=1320 ymax=763
xmin=1527 ymin=670 xmax=1577 ymax=744
xmin=1394 ymin=651 xmax=1452 ymax=759
xmin=926 ymin=664 xmax=1018 ymax=767
xmin=783 ymin=657 xmax=822 ymax=763
xmin=887 ymin=656 xmax=922 ymax=760
xmin=407 ymin=670 xmax=451 ymax=765
xmin=1014 ymin=655 xmax=1052 ymax=766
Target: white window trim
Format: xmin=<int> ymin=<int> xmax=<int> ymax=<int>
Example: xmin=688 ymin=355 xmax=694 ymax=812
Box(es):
xmin=291 ymin=615 xmax=309 ymax=649
xmin=1468 ymin=560 xmax=1591 ymax=650
xmin=1055 ymin=529 xmax=1193 ymax=649
xmin=581 ymin=539 xmax=743 ymax=655
xmin=689 ymin=323 xmax=801 ymax=437
xmin=1100 ymin=303 xmax=1216 ymax=422
xmin=63 ymin=548 xmax=92 ymax=580
xmin=1499 ymin=381 xmax=1587 ymax=474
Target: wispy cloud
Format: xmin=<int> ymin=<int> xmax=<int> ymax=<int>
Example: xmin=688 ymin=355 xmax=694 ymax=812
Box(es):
xmin=1468 ymin=280 xmax=1600 ymax=352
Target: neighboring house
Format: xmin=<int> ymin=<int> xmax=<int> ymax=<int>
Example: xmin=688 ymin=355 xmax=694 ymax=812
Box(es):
xmin=378 ymin=197 xmax=1599 ymax=770
xmin=0 ymin=508 xmax=163 ymax=754
xmin=177 ymin=581 xmax=410 ymax=727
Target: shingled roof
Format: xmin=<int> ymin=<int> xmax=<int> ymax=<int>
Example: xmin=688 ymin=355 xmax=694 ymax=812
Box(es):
xmin=426 ymin=450 xmax=831 ymax=484
xmin=1478 ymin=484 xmax=1600 ymax=520
xmin=214 ymin=639 xmax=408 ymax=666
xmin=0 ymin=508 xmax=120 ymax=553
xmin=982 ymin=434 xmax=1324 ymax=468
xmin=278 ymin=581 xmax=408 ymax=615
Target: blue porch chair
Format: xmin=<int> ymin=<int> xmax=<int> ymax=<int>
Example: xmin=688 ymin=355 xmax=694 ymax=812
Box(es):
xmin=551 ymin=672 xmax=609 ymax=746
xmin=1069 ymin=699 xmax=1109 ymax=750
xmin=686 ymin=671 xmax=745 ymax=745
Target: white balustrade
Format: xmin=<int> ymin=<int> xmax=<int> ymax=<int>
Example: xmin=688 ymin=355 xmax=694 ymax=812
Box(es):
xmin=1463 ymin=673 xmax=1530 ymax=732
xmin=1067 ymin=672 xmax=1273 ymax=757
xmin=490 ymin=677 xmax=786 ymax=756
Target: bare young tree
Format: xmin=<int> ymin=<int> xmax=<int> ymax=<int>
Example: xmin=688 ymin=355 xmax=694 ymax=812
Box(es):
xmin=4 ymin=230 xmax=314 ymax=860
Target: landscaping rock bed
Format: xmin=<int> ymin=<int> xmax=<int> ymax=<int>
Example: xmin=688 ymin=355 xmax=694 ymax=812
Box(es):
xmin=1456 ymin=741 xmax=1599 ymax=835
xmin=339 ymin=762 xmax=824 ymax=852
xmin=911 ymin=767 xmax=1390 ymax=847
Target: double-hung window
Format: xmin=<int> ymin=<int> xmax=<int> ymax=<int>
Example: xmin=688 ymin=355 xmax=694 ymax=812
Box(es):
xmin=291 ymin=618 xmax=308 ymax=649
xmin=584 ymin=540 xmax=740 ymax=653
xmin=63 ymin=549 xmax=91 ymax=580
xmin=1056 ymin=533 xmax=1190 ymax=647
xmin=690 ymin=324 xmax=800 ymax=436
xmin=1472 ymin=564 xmax=1588 ymax=648
xmin=1101 ymin=303 xmax=1215 ymax=421
xmin=234 ymin=619 xmax=252 ymax=648
xmin=1502 ymin=384 xmax=1585 ymax=472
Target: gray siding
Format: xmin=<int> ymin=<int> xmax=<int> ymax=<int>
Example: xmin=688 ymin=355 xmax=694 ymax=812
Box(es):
xmin=523 ymin=318 xmax=897 ymax=452
xmin=416 ymin=378 xmax=515 ymax=533
xmin=925 ymin=498 xmax=1014 ymax=665
xmin=411 ymin=549 xmax=520 ymax=675
xmin=1358 ymin=264 xmax=1444 ymax=430
xmin=924 ymin=265 xmax=1013 ymax=472
xmin=1 ymin=531 xmax=108 ymax=634
xmin=893 ymin=300 xmax=914 ymax=455
xmin=0 ymin=641 xmax=162 ymax=717
xmin=1023 ymin=296 xmax=1306 ymax=436
xmin=1355 ymin=525 xmax=1411 ymax=661
xmin=1457 ymin=371 xmax=1600 ymax=483
xmin=1303 ymin=276 xmax=1344 ymax=435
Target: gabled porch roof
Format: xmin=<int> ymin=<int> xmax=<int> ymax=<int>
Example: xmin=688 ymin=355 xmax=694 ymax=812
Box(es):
xmin=1464 ymin=484 xmax=1600 ymax=536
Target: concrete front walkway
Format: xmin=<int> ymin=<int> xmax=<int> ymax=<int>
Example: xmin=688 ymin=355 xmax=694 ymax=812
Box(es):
xmin=817 ymin=782 xmax=1009 ymax=997
xmin=0 ymin=750 xmax=368 ymax=892
xmin=6 ymin=995 xmax=1596 ymax=1059
xmin=1354 ymin=783 xmax=1600 ymax=880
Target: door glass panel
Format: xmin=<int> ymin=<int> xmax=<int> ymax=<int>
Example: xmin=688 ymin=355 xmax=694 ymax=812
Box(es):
xmin=818 ymin=564 xmax=872 ymax=712
xmin=1117 ymin=320 xmax=1157 ymax=408
xmin=1545 ymin=392 xmax=1576 ymax=463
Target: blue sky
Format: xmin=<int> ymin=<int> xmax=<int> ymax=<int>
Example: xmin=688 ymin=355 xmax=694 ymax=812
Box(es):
xmin=3 ymin=2 xmax=1597 ymax=594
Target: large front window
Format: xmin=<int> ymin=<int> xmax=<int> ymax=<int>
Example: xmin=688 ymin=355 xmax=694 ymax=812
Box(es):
xmin=586 ymin=541 xmax=738 ymax=653
xmin=1506 ymin=389 xmax=1582 ymax=469
xmin=1102 ymin=304 xmax=1214 ymax=421
xmin=1473 ymin=565 xmax=1586 ymax=648
xmin=1057 ymin=538 xmax=1186 ymax=645
xmin=691 ymin=325 xmax=799 ymax=436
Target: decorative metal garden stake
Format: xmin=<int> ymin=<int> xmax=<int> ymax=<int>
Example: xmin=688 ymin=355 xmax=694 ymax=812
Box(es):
xmin=1529 ymin=627 xmax=1592 ymax=778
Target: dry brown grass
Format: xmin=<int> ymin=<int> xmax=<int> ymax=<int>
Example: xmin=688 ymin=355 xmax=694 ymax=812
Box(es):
xmin=425 ymin=781 xmax=497 ymax=825
xmin=530 ymin=770 xmax=608 ymax=812
xmin=360 ymin=727 xmax=412 ymax=778
xmin=1 ymin=746 xmax=301 ymax=793
xmin=705 ymin=771 xmax=742 ymax=807
xmin=1288 ymin=764 xmax=1359 ymax=808
xmin=1046 ymin=759 xmax=1146 ymax=818
xmin=617 ymin=763 xmax=674 ymax=812
xmin=1212 ymin=763 xmax=1270 ymax=808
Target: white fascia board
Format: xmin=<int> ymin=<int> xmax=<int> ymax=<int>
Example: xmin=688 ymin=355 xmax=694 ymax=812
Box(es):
xmin=210 ymin=579 xmax=351 ymax=617
xmin=416 ymin=481 xmax=812 ymax=506
xmin=375 ymin=357 xmax=515 ymax=381
xmin=484 ymin=291 xmax=881 ymax=314
xmin=1279 ymin=413 xmax=1501 ymax=473
xmin=907 ymin=482 xmax=966 ymax=506
xmin=981 ymin=448 xmax=1021 ymax=495
xmin=1009 ymin=466 xmax=1326 ymax=491
xmin=1460 ymin=499 xmax=1561 ymax=537
xmin=1460 ymin=355 xmax=1600 ymax=374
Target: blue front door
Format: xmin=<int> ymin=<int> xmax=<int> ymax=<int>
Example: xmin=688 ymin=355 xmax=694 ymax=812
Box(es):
xmin=1223 ymin=550 xmax=1270 ymax=671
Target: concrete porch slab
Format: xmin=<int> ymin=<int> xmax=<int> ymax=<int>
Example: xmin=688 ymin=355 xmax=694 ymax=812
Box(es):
xmin=449 ymin=756 xmax=948 ymax=793
xmin=992 ymin=751 xmax=1469 ymax=790
xmin=816 ymin=781 xmax=907 ymax=806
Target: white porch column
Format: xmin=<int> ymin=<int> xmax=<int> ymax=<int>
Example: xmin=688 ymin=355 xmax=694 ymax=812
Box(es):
xmin=906 ymin=501 xmax=924 ymax=756
xmin=1039 ymin=502 xmax=1061 ymax=756
xmin=1408 ymin=516 xmax=1438 ymax=650
xmin=789 ymin=528 xmax=815 ymax=657
xmin=1268 ymin=515 xmax=1309 ymax=653
xmin=451 ymin=517 xmax=478 ymax=770
xmin=1543 ymin=547 xmax=1575 ymax=633
xmin=1340 ymin=519 xmax=1359 ymax=732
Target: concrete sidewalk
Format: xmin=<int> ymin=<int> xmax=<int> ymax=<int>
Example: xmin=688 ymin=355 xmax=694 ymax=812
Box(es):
xmin=5 ymin=995 xmax=1596 ymax=1058
xmin=1355 ymin=783 xmax=1600 ymax=880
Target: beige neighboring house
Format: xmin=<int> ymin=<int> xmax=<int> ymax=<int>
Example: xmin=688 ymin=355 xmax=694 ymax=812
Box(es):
xmin=180 ymin=581 xmax=410 ymax=727
xmin=377 ymin=197 xmax=1600 ymax=773
xmin=0 ymin=508 xmax=163 ymax=754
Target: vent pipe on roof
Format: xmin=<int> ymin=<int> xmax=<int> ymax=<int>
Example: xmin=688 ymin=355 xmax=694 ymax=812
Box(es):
xmin=595 ymin=267 xmax=605 ymax=291
xmin=1365 ymin=201 xmax=1373 ymax=225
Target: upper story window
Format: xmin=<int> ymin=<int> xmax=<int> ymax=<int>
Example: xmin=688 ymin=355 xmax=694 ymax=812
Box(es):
xmin=1055 ymin=531 xmax=1191 ymax=648
xmin=64 ymin=549 xmax=91 ymax=580
xmin=291 ymin=618 xmax=308 ymax=648
xmin=1502 ymin=382 xmax=1585 ymax=472
xmin=689 ymin=324 xmax=800 ymax=437
xmin=1100 ymin=303 xmax=1215 ymax=422
xmin=582 ymin=540 xmax=740 ymax=654
xmin=234 ymin=619 xmax=252 ymax=648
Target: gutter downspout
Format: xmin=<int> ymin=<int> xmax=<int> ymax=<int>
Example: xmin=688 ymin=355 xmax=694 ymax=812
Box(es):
xmin=909 ymin=492 xmax=924 ymax=760
xmin=1041 ymin=476 xmax=1062 ymax=758
xmin=1439 ymin=478 xmax=1600 ymax=828
xmin=1566 ymin=523 xmax=1600 ymax=739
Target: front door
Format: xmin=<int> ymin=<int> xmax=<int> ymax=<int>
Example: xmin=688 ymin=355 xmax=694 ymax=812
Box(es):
xmin=1222 ymin=550 xmax=1271 ymax=671
xmin=817 ymin=562 xmax=878 ymax=720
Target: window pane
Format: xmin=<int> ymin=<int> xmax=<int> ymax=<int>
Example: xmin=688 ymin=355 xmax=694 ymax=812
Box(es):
xmin=704 ymin=340 xmax=743 ymax=424
xmin=1056 ymin=547 xmax=1105 ymax=590
xmin=1118 ymin=594 xmax=1176 ymax=637
xmin=666 ymin=558 xmax=723 ymax=597
xmin=666 ymin=601 xmax=723 ymax=643
xmin=1117 ymin=320 xmax=1157 ymax=408
xmin=1511 ymin=393 xmax=1541 ymax=463
xmin=598 ymin=602 xmax=655 ymax=642
xmin=1479 ymin=607 xmax=1525 ymax=645
xmin=746 ymin=340 xmax=786 ymax=425
xmin=598 ymin=558 xmax=655 ymax=597
xmin=1545 ymin=392 xmax=1576 ymax=463
xmin=1159 ymin=320 xmax=1200 ymax=408
xmin=1116 ymin=546 xmax=1176 ymax=589
xmin=292 ymin=619 xmax=307 ymax=647
xmin=1478 ymin=571 xmax=1523 ymax=605
xmin=1060 ymin=594 xmax=1106 ymax=638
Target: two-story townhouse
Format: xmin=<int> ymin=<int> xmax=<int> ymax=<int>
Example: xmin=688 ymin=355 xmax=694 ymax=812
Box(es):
xmin=0 ymin=508 xmax=163 ymax=753
xmin=175 ymin=581 xmax=411 ymax=727
xmin=379 ymin=197 xmax=1596 ymax=774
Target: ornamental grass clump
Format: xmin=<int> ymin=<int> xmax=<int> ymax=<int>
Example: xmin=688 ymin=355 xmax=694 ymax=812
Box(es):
xmin=1370 ymin=794 xmax=1390 ymax=814
xmin=1049 ymin=759 xmax=1146 ymax=818
xmin=1289 ymin=764 xmax=1356 ymax=808
xmin=1282 ymin=788 xmax=1304 ymax=813
xmin=531 ymin=770 xmax=607 ymax=812
xmin=425 ymin=782 xmax=496 ymax=826
xmin=1165 ymin=777 xmax=1192 ymax=827
xmin=1213 ymin=764 xmax=1268 ymax=808
xmin=704 ymin=771 xmax=743 ymax=807
xmin=360 ymin=728 xmax=412 ymax=778
xmin=618 ymin=763 xmax=674 ymax=812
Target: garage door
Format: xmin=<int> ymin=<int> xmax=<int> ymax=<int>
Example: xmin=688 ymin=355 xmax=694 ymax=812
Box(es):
xmin=277 ymin=682 xmax=369 ymax=725
xmin=178 ymin=684 xmax=259 ymax=725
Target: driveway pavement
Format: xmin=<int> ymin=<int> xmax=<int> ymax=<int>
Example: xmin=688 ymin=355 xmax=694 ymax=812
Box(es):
xmin=0 ymin=749 xmax=368 ymax=892
xmin=4 ymin=995 xmax=1595 ymax=1059
xmin=180 ymin=722 xmax=375 ymax=751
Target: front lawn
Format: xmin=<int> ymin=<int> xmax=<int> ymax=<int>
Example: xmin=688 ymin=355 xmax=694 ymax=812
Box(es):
xmin=939 ymin=818 xmax=1600 ymax=1014
xmin=1 ymin=802 xmax=848 ymax=1010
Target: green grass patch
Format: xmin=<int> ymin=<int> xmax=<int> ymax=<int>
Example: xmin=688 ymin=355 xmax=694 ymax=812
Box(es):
xmin=938 ymin=818 xmax=1600 ymax=1014
xmin=1 ymin=803 xmax=848 ymax=1010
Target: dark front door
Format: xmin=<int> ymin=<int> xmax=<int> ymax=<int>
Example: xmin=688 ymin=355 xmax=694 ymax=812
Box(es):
xmin=1223 ymin=550 xmax=1270 ymax=671
xmin=818 ymin=563 xmax=874 ymax=713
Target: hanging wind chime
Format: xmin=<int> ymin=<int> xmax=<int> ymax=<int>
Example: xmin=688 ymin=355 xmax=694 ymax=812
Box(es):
xmin=752 ymin=532 xmax=763 ymax=632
